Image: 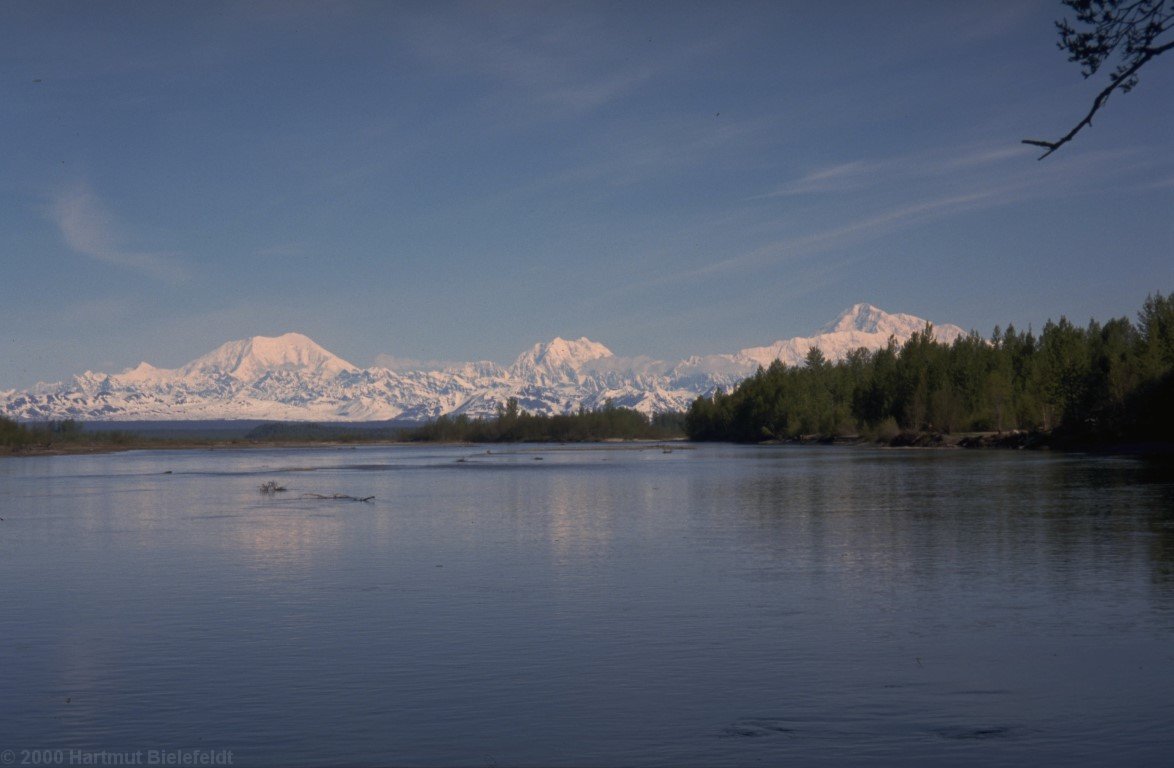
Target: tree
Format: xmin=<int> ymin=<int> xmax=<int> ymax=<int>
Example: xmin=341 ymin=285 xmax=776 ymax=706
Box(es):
xmin=1025 ymin=0 xmax=1173 ymax=158
xmin=1137 ymin=291 xmax=1174 ymax=372
xmin=804 ymin=347 xmax=827 ymax=369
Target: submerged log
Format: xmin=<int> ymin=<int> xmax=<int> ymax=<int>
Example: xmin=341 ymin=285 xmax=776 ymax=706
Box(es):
xmin=298 ymin=493 xmax=374 ymax=502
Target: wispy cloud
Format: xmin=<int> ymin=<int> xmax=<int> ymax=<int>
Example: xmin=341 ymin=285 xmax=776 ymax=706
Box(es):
xmin=704 ymin=148 xmax=1147 ymax=274
xmin=400 ymin=5 xmax=729 ymax=118
xmin=51 ymin=185 xmax=189 ymax=283
xmin=1135 ymin=174 xmax=1174 ymax=191
xmin=756 ymin=143 xmax=1034 ymax=199
xmin=591 ymin=139 xmax=1155 ymax=307
xmin=777 ymin=191 xmax=1000 ymax=254
xmin=674 ymin=190 xmax=1000 ymax=285
xmin=756 ymin=160 xmax=880 ymax=198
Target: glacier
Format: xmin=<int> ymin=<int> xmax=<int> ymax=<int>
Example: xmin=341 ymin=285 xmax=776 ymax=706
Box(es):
xmin=0 ymin=304 xmax=968 ymax=422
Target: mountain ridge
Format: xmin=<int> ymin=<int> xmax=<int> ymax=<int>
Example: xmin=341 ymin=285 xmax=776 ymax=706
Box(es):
xmin=1 ymin=305 xmax=969 ymax=422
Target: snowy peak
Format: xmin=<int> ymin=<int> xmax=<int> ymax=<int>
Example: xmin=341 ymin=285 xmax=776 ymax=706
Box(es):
xmin=510 ymin=336 xmax=614 ymax=381
xmin=116 ymin=361 xmax=176 ymax=383
xmin=820 ymin=303 xmax=966 ymax=340
xmin=515 ymin=336 xmax=614 ymax=368
xmin=823 ymin=303 xmax=889 ymax=334
xmin=738 ymin=305 xmax=968 ymax=369
xmin=0 ymin=305 xmax=973 ymax=422
xmin=180 ymin=333 xmax=359 ymax=382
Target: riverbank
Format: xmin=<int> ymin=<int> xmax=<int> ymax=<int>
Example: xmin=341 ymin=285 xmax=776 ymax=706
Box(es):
xmin=5 ymin=430 xmax=1173 ymax=458
xmin=0 ymin=438 xmax=404 ymax=458
xmin=776 ymin=429 xmax=1174 ymax=456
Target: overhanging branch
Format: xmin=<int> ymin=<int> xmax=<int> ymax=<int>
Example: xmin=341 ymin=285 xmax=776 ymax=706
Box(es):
xmin=1024 ymin=38 xmax=1173 ymax=159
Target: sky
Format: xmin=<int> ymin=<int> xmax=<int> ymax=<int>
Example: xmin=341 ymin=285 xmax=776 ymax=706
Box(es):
xmin=1 ymin=0 xmax=1171 ymax=389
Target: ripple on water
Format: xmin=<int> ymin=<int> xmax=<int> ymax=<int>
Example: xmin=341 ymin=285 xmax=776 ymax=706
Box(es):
xmin=721 ymin=718 xmax=797 ymax=738
xmin=934 ymin=725 xmax=1015 ymax=740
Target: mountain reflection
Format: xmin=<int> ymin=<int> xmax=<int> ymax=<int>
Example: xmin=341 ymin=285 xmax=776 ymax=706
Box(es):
xmin=711 ymin=448 xmax=1174 ymax=611
xmin=545 ymin=472 xmax=617 ymax=564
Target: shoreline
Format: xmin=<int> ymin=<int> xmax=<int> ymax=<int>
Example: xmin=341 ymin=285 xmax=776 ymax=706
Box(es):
xmin=4 ymin=431 xmax=1172 ymax=458
xmin=764 ymin=429 xmax=1174 ymax=457
xmin=0 ymin=436 xmax=690 ymax=458
xmin=0 ymin=439 xmax=404 ymax=458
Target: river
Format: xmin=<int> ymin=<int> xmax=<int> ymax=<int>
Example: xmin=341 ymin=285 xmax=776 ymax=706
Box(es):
xmin=1 ymin=444 xmax=1171 ymax=766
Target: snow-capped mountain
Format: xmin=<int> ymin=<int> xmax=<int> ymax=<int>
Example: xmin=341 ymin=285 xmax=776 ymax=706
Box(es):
xmin=0 ymin=305 xmax=970 ymax=422
xmin=737 ymin=302 xmax=966 ymax=368
xmin=508 ymin=337 xmax=614 ymax=385
xmin=179 ymin=332 xmax=359 ymax=381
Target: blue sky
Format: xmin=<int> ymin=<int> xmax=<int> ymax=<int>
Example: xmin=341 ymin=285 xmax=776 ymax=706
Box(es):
xmin=2 ymin=0 xmax=1171 ymax=388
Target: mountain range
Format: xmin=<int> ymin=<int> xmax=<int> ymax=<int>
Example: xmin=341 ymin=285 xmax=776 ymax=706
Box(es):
xmin=0 ymin=304 xmax=967 ymax=422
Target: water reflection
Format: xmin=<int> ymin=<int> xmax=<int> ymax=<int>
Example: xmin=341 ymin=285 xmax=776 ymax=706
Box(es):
xmin=704 ymin=448 xmax=1174 ymax=612
xmin=2 ymin=444 xmax=1172 ymax=767
xmin=227 ymin=505 xmax=346 ymax=571
xmin=545 ymin=472 xmax=617 ymax=564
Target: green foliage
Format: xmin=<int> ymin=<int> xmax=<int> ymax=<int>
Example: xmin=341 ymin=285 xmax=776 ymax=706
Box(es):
xmin=2 ymin=410 xmax=683 ymax=452
xmin=686 ymin=293 xmax=1174 ymax=446
xmin=0 ymin=416 xmax=35 ymax=448
xmin=0 ymin=418 xmax=138 ymax=450
xmin=405 ymin=403 xmax=684 ymax=443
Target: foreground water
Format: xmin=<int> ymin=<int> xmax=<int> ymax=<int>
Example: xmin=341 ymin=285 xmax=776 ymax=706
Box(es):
xmin=1 ymin=444 xmax=1172 ymax=766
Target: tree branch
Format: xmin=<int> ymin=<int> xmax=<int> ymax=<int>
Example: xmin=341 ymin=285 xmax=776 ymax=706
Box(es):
xmin=1025 ymin=38 xmax=1173 ymax=159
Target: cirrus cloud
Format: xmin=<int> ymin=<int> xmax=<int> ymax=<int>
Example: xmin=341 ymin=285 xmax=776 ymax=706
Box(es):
xmin=51 ymin=184 xmax=189 ymax=284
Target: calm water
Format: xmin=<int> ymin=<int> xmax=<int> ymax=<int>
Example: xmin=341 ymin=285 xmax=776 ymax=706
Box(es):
xmin=1 ymin=444 xmax=1172 ymax=767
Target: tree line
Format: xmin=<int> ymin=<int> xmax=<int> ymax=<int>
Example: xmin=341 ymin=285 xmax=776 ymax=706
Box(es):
xmin=0 ymin=418 xmax=136 ymax=451
xmin=405 ymin=398 xmax=685 ymax=443
xmin=685 ymin=293 xmax=1174 ymax=446
xmin=1 ymin=403 xmax=684 ymax=451
xmin=7 ymin=294 xmax=1170 ymax=452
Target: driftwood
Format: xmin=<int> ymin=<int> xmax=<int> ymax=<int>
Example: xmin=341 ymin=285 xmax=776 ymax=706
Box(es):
xmin=260 ymin=480 xmax=371 ymax=501
xmin=298 ymin=493 xmax=375 ymax=502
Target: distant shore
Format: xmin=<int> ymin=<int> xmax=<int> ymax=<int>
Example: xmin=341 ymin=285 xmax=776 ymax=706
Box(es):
xmin=4 ymin=430 xmax=1171 ymax=458
xmin=765 ymin=429 xmax=1174 ymax=456
xmin=0 ymin=438 xmax=413 ymax=458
